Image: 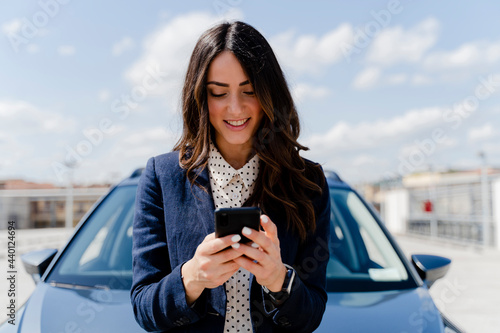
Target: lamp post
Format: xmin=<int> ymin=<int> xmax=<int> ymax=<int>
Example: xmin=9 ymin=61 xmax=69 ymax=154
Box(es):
xmin=64 ymin=161 xmax=76 ymax=229
xmin=478 ymin=151 xmax=490 ymax=247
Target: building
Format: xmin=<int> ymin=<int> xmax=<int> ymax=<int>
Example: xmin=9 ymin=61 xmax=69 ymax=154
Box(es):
xmin=380 ymin=168 xmax=500 ymax=250
xmin=0 ymin=179 xmax=109 ymax=229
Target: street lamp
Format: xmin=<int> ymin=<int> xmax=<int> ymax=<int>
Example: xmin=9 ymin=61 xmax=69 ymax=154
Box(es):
xmin=478 ymin=151 xmax=490 ymax=247
xmin=64 ymin=160 xmax=76 ymax=229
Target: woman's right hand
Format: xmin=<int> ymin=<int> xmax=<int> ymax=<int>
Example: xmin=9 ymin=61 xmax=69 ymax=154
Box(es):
xmin=181 ymin=232 xmax=243 ymax=305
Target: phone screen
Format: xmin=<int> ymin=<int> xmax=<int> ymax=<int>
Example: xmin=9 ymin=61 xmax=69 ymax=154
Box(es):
xmin=215 ymin=207 xmax=261 ymax=243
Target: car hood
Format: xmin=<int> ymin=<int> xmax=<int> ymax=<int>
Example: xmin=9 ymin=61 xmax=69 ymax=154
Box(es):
xmin=15 ymin=282 xmax=145 ymax=333
xmin=316 ymin=287 xmax=445 ymax=333
xmin=12 ymin=284 xmax=444 ymax=333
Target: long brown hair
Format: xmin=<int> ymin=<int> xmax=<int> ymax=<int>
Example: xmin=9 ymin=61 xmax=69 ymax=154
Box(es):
xmin=174 ymin=21 xmax=324 ymax=241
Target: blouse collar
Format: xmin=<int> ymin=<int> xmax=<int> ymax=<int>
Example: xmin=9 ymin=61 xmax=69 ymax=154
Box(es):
xmin=208 ymin=142 xmax=260 ymax=189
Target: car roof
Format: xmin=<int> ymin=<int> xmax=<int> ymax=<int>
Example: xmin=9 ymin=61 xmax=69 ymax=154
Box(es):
xmin=116 ymin=168 xmax=144 ymax=186
xmin=117 ymin=167 xmax=352 ymax=190
xmin=324 ymin=170 xmax=351 ymax=190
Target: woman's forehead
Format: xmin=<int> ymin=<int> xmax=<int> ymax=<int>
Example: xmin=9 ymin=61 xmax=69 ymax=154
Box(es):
xmin=207 ymin=51 xmax=249 ymax=84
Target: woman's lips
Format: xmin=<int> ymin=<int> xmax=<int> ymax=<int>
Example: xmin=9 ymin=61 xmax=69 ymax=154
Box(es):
xmin=224 ymin=118 xmax=250 ymax=128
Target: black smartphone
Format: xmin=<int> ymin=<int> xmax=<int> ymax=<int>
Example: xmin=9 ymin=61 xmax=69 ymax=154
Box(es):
xmin=214 ymin=207 xmax=261 ymax=243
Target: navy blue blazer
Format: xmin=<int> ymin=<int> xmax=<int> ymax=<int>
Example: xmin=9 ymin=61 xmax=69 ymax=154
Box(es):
xmin=131 ymin=151 xmax=331 ymax=332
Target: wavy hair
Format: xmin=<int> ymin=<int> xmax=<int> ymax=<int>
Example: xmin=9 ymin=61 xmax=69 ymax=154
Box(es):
xmin=174 ymin=21 xmax=324 ymax=241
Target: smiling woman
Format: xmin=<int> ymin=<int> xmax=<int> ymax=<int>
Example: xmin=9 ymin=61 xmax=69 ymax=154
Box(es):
xmin=206 ymin=51 xmax=264 ymax=169
xmin=131 ymin=21 xmax=331 ymax=333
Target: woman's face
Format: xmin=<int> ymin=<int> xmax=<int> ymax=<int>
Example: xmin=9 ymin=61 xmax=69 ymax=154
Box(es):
xmin=206 ymin=51 xmax=263 ymax=156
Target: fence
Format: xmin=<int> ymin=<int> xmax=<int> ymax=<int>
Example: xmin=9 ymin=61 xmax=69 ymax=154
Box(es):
xmin=407 ymin=215 xmax=496 ymax=245
xmin=406 ymin=181 xmax=495 ymax=246
xmin=382 ymin=174 xmax=500 ymax=249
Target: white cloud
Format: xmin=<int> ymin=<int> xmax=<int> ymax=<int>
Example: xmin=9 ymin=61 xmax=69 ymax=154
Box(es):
xmin=26 ymin=44 xmax=40 ymax=53
xmin=112 ymin=36 xmax=135 ymax=56
xmin=122 ymin=126 xmax=174 ymax=147
xmin=468 ymin=123 xmax=496 ymax=142
xmin=0 ymin=100 xmax=77 ymax=181
xmin=124 ymin=11 xmax=237 ymax=106
xmin=58 ymin=45 xmax=75 ymax=56
xmin=98 ymin=89 xmax=110 ymax=102
xmin=387 ymin=73 xmax=407 ymax=85
xmin=423 ymin=40 xmax=500 ymax=71
xmin=0 ymin=100 xmax=76 ymax=134
xmin=270 ymin=23 xmax=354 ymax=75
xmin=302 ymin=106 xmax=456 ymax=182
xmin=1 ymin=18 xmax=22 ymax=35
xmin=366 ymin=17 xmax=440 ymax=66
xmin=412 ymin=74 xmax=432 ymax=85
xmin=291 ymin=83 xmax=330 ymax=103
xmin=69 ymin=126 xmax=178 ymax=184
xmin=362 ymin=18 xmax=500 ymax=85
xmin=398 ymin=135 xmax=456 ymax=158
xmin=352 ymin=67 xmax=381 ymax=89
xmin=304 ymin=106 xmax=445 ymax=152
xmin=0 ymin=132 xmax=25 ymax=170
xmin=126 ymin=13 xmax=350 ymax=112
xmin=352 ymin=154 xmax=376 ymax=167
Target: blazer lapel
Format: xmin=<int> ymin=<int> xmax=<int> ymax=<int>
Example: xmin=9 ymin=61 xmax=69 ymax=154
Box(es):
xmin=191 ymin=167 xmax=226 ymax=316
xmin=191 ymin=167 xmax=215 ymax=235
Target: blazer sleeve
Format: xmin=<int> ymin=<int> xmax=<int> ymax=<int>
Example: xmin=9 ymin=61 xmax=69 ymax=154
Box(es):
xmin=130 ymin=157 xmax=207 ymax=332
xmin=257 ymin=171 xmax=331 ymax=332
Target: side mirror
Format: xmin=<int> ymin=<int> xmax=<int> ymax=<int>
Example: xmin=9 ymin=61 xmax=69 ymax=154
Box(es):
xmin=411 ymin=254 xmax=451 ymax=288
xmin=21 ymin=249 xmax=58 ymax=284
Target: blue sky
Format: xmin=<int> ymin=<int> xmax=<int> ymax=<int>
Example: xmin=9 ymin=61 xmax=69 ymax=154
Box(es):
xmin=1 ymin=0 xmax=500 ymax=185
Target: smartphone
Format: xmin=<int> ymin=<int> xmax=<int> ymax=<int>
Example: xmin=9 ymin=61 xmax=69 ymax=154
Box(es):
xmin=215 ymin=207 xmax=261 ymax=243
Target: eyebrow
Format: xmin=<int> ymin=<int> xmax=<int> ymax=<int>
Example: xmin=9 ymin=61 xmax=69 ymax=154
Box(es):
xmin=206 ymin=80 xmax=250 ymax=87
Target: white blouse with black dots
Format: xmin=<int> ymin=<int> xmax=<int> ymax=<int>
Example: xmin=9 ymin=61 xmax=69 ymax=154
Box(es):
xmin=208 ymin=142 xmax=260 ymax=333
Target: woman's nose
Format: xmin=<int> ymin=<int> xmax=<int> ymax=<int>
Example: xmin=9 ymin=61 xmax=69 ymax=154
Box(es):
xmin=227 ymin=94 xmax=243 ymax=114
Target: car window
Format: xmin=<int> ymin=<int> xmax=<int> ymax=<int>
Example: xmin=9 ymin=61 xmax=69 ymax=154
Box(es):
xmin=46 ymin=185 xmax=136 ymax=290
xmin=326 ymin=187 xmax=416 ymax=292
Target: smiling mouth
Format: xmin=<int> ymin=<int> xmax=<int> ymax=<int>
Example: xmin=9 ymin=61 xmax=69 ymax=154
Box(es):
xmin=225 ymin=118 xmax=250 ymax=126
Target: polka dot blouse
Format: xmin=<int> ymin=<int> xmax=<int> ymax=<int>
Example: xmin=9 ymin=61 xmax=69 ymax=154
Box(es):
xmin=208 ymin=142 xmax=260 ymax=333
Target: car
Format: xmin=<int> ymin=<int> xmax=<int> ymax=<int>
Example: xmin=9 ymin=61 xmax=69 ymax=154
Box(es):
xmin=0 ymin=169 xmax=463 ymax=332
xmin=316 ymin=171 xmax=463 ymax=332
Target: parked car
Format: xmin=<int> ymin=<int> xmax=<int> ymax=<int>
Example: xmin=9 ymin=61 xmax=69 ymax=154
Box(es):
xmin=0 ymin=169 xmax=463 ymax=332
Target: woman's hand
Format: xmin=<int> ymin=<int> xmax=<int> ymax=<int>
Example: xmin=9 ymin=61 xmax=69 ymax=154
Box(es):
xmin=230 ymin=215 xmax=287 ymax=292
xmin=181 ymin=233 xmax=243 ymax=305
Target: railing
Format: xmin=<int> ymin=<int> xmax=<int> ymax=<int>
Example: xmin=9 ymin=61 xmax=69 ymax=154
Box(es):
xmin=407 ymin=215 xmax=495 ymax=245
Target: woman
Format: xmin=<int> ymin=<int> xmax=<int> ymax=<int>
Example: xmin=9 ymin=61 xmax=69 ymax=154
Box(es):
xmin=131 ymin=21 xmax=331 ymax=332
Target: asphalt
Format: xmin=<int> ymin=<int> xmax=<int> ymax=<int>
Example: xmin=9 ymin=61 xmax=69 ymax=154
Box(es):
xmin=0 ymin=228 xmax=498 ymax=332
xmin=394 ymin=234 xmax=500 ymax=333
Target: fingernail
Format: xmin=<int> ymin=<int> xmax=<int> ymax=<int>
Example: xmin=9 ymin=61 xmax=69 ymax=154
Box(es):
xmin=231 ymin=234 xmax=241 ymax=243
xmin=231 ymin=243 xmax=240 ymax=249
xmin=242 ymin=227 xmax=252 ymax=235
xmin=261 ymin=216 xmax=269 ymax=223
xmin=251 ymin=242 xmax=259 ymax=248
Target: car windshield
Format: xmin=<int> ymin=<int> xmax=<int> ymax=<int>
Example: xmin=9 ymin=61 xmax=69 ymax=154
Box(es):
xmin=326 ymin=187 xmax=416 ymax=292
xmin=45 ymin=183 xmax=416 ymax=293
xmin=46 ymin=185 xmax=136 ymax=290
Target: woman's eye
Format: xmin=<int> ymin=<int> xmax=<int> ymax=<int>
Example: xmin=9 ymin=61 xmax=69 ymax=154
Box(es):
xmin=243 ymin=91 xmax=255 ymax=96
xmin=210 ymin=92 xmax=226 ymax=97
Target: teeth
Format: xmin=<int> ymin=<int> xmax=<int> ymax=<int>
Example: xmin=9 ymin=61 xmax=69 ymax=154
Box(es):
xmin=226 ymin=119 xmax=248 ymax=126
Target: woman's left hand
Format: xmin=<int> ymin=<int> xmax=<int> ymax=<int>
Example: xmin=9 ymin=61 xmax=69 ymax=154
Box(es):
xmin=230 ymin=215 xmax=287 ymax=292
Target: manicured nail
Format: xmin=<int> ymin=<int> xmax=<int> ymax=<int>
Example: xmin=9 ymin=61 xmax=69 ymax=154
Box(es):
xmin=242 ymin=227 xmax=252 ymax=235
xmin=251 ymin=242 xmax=259 ymax=248
xmin=231 ymin=243 xmax=240 ymax=249
xmin=231 ymin=234 xmax=241 ymax=243
xmin=261 ymin=216 xmax=269 ymax=223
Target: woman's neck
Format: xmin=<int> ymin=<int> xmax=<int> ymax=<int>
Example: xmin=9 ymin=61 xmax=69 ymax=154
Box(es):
xmin=215 ymin=141 xmax=254 ymax=170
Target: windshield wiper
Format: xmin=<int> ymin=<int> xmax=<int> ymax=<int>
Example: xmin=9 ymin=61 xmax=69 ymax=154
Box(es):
xmin=48 ymin=281 xmax=109 ymax=290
